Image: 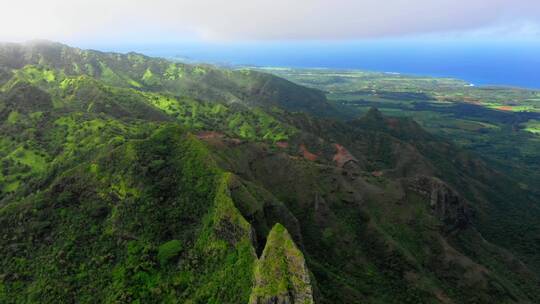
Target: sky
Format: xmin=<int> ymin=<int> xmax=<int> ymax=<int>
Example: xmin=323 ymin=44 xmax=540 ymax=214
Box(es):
xmin=0 ymin=0 xmax=539 ymax=43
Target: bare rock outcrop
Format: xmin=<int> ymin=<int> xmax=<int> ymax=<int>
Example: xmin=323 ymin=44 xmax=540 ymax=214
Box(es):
xmin=407 ymin=176 xmax=473 ymax=233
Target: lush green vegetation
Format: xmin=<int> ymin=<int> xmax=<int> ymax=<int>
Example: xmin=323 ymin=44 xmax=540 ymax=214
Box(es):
xmin=0 ymin=41 xmax=539 ymax=303
xmin=523 ymin=119 xmax=540 ymax=134
xmin=259 ymin=68 xmax=540 ymax=184
xmin=250 ymin=223 xmax=313 ymax=304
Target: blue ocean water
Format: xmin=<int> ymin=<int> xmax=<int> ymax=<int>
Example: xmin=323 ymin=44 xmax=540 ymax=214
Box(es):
xmin=84 ymin=40 xmax=540 ymax=89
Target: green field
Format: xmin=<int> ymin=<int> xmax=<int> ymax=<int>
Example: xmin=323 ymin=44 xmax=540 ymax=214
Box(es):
xmin=255 ymin=67 xmax=540 ymax=192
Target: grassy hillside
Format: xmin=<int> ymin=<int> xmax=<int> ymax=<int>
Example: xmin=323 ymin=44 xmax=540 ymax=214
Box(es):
xmin=0 ymin=41 xmax=335 ymax=116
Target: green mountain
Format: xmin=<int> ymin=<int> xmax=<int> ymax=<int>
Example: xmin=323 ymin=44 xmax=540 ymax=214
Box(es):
xmin=0 ymin=41 xmax=539 ymax=303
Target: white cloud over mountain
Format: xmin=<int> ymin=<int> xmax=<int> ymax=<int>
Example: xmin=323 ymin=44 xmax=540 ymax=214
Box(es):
xmin=1 ymin=0 xmax=539 ymax=42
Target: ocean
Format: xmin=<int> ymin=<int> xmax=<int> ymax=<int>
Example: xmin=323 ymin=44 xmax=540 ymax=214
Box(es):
xmin=84 ymin=39 xmax=540 ymax=90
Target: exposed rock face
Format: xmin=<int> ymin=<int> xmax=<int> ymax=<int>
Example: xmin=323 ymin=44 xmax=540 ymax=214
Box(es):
xmin=407 ymin=176 xmax=472 ymax=233
xmin=228 ymin=174 xmax=305 ymax=255
xmin=250 ymin=224 xmax=314 ymax=304
xmin=332 ymin=143 xmax=358 ymax=168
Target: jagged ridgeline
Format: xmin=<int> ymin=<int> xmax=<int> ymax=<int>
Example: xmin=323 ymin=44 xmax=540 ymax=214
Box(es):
xmin=0 ymin=41 xmax=539 ymax=303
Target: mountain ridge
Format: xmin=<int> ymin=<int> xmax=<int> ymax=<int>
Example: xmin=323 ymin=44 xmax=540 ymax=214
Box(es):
xmin=0 ymin=41 xmax=336 ymax=117
xmin=0 ymin=41 xmax=539 ymax=303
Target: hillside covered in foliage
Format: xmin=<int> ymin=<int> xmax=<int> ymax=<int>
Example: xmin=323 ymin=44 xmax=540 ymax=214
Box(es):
xmin=0 ymin=41 xmax=539 ymax=303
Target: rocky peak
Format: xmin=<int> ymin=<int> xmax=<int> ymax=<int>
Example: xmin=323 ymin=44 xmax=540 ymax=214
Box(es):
xmin=365 ymin=107 xmax=384 ymax=121
xmin=249 ymin=223 xmax=314 ymax=304
xmin=407 ymin=176 xmax=473 ymax=233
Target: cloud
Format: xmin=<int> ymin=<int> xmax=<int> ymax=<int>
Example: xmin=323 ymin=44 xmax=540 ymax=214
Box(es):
xmin=1 ymin=0 xmax=539 ymax=42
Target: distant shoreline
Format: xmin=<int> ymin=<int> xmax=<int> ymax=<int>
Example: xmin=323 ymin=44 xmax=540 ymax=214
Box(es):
xmin=244 ymin=65 xmax=539 ymax=91
xmin=73 ymin=41 xmax=540 ymax=91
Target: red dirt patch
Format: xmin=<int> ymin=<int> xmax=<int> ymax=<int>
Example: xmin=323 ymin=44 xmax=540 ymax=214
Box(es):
xmin=228 ymin=138 xmax=242 ymax=145
xmin=332 ymin=144 xmax=357 ymax=167
xmin=497 ymin=106 xmax=513 ymax=111
xmin=299 ymin=144 xmax=318 ymax=161
xmin=371 ymin=171 xmax=383 ymax=177
xmin=385 ymin=118 xmax=399 ymax=130
xmin=196 ymin=131 xmax=243 ymax=147
xmin=276 ymin=141 xmax=289 ymax=149
xmin=196 ymin=131 xmax=224 ymax=139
